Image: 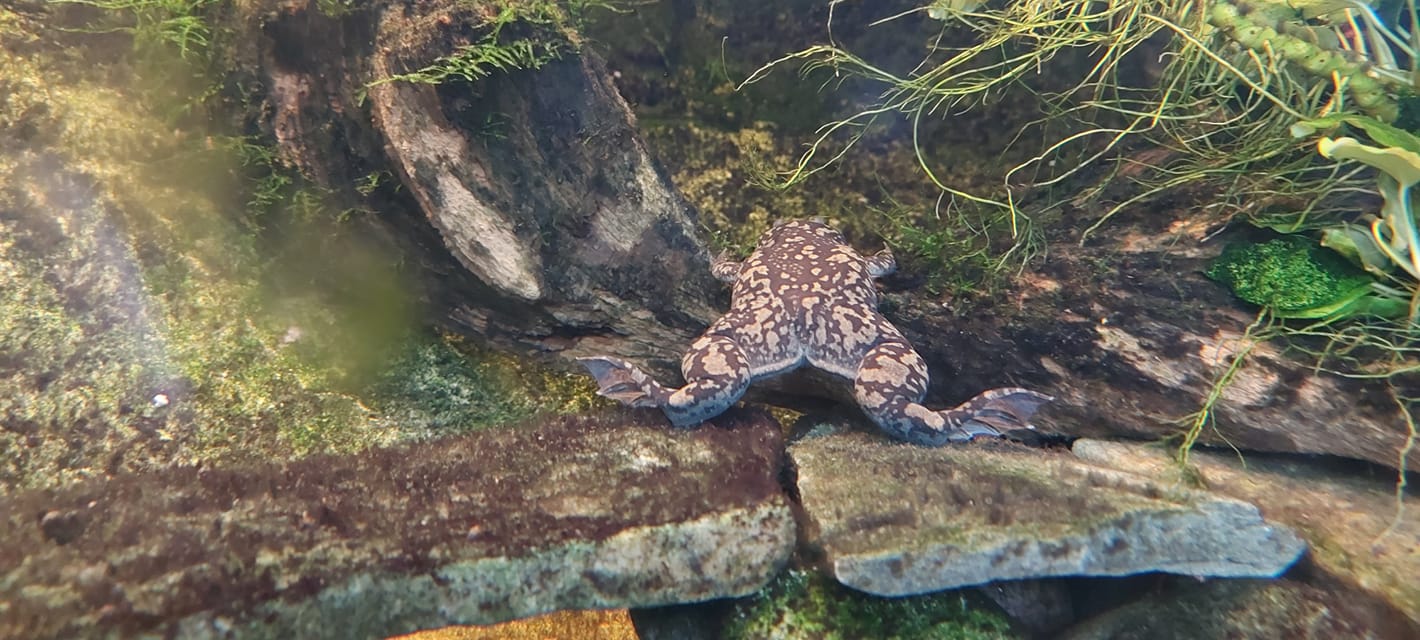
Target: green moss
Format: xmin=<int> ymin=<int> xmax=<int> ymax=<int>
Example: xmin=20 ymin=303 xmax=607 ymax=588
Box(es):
xmin=364 ymin=333 xmax=608 ymax=439
xmin=1206 ymin=236 xmax=1374 ymax=316
xmin=725 ymin=570 xmax=1018 ymax=640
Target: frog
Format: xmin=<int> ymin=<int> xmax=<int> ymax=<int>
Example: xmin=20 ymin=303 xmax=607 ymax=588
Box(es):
xmin=578 ymin=219 xmax=1051 ymax=445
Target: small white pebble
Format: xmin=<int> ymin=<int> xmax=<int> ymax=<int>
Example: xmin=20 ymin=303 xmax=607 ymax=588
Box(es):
xmin=151 ymin=393 xmax=169 ymax=408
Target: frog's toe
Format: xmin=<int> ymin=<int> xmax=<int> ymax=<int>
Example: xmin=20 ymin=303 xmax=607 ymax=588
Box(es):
xmin=942 ymin=420 xmax=1005 ymax=443
xmin=577 ymin=356 xmax=668 ymax=408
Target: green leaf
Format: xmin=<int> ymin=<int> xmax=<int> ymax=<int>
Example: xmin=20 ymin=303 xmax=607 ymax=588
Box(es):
xmin=1293 ymin=113 xmax=1420 ymax=154
xmin=1271 ymin=282 xmax=1373 ymax=318
xmin=1322 ymin=224 xmax=1396 ymax=276
xmin=1372 ymin=172 xmax=1420 ymax=280
xmin=1317 ymin=136 xmax=1420 ymax=186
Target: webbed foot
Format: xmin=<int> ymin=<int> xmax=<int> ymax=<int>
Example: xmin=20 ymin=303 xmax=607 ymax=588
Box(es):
xmin=577 ymin=356 xmax=670 ymax=408
xmin=942 ymin=387 xmax=1054 ymax=441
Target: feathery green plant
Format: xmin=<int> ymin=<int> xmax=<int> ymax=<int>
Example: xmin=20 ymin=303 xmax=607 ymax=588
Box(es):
xmin=55 ymin=0 xmax=218 ymax=60
xmin=372 ymin=39 xmax=565 ymax=86
xmin=368 ymin=0 xmax=623 ymax=88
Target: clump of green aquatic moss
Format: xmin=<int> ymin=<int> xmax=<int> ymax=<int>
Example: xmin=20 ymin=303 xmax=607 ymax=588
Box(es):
xmin=1206 ymin=236 xmax=1375 ymax=318
xmin=725 ymin=570 xmax=1017 ymax=640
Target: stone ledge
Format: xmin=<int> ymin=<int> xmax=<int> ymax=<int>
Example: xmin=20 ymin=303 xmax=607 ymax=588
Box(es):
xmin=790 ymin=433 xmax=1305 ymax=596
xmin=0 ymin=409 xmax=794 ymax=639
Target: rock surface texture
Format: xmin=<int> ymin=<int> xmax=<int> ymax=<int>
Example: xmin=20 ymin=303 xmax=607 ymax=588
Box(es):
xmin=789 ymin=432 xmax=1306 ymax=596
xmin=1074 ymin=439 xmax=1420 ymax=626
xmin=0 ymin=410 xmax=794 ymax=639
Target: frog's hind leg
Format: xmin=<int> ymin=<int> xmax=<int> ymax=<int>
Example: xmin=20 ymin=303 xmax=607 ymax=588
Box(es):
xmin=852 ymin=340 xmax=1052 ymax=445
xmin=579 ymin=332 xmax=752 ymax=427
xmin=663 ymin=333 xmax=754 ymax=426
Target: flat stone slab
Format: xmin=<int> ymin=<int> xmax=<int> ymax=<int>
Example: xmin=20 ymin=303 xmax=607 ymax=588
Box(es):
xmin=790 ymin=433 xmax=1304 ymax=596
xmin=0 ymin=409 xmax=794 ymax=639
xmin=1074 ymin=438 xmax=1420 ymax=626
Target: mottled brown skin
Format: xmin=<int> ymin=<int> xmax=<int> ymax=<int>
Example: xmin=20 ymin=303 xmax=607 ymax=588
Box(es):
xmin=580 ymin=219 xmax=1050 ymax=445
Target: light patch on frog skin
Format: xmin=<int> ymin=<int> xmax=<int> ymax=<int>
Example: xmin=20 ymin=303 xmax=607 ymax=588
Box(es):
xmin=860 ymin=360 xmax=911 ymax=386
xmin=905 ymin=404 xmax=946 ymax=429
xmin=858 ymin=388 xmax=886 ymax=406
xmin=698 ymin=349 xmax=735 ymax=375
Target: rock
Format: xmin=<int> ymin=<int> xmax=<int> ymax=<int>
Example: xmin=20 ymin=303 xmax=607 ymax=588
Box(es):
xmin=1073 ymin=439 xmax=1420 ymax=626
xmin=629 ymin=601 xmax=735 ymax=640
xmin=789 ymin=432 xmax=1305 ymax=596
xmin=1061 ymin=579 xmax=1420 ymax=640
xmin=0 ymin=409 xmax=794 ymax=639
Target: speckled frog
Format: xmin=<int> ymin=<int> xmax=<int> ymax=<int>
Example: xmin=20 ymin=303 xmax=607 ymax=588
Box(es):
xmin=579 ymin=219 xmax=1051 ymax=445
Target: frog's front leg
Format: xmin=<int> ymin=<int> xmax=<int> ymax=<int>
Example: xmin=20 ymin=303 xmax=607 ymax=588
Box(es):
xmin=711 ymin=251 xmax=742 ymax=283
xmin=852 ymin=339 xmax=1052 ymax=445
xmin=579 ymin=332 xmax=752 ymax=427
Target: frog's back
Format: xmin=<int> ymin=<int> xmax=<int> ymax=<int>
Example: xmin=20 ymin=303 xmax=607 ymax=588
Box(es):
xmin=728 ymin=220 xmax=890 ymax=379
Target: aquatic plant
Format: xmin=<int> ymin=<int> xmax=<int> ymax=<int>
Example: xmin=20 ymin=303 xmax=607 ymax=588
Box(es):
xmin=739 ymin=1 xmax=1420 ymax=243
xmin=1295 ymin=114 xmax=1420 ymax=301
xmin=1207 ymin=1 xmax=1409 ymax=121
xmin=54 ymin=0 xmax=218 ymax=60
xmin=369 ymin=0 xmax=621 ymax=87
xmin=1186 ymin=118 xmax=1420 ymax=496
xmin=1206 ymin=235 xmax=1400 ymax=318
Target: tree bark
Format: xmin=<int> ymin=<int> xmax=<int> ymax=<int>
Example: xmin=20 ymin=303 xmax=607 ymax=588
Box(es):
xmin=241 ymin=0 xmax=1417 ymax=470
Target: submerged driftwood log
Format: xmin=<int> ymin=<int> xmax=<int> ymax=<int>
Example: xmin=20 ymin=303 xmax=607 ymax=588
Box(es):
xmin=239 ymin=0 xmax=1415 ymax=470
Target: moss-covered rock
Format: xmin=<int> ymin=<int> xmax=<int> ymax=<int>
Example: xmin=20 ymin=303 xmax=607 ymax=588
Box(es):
xmin=0 ymin=408 xmax=793 ymax=638
xmin=790 ymin=430 xmax=1305 ymax=596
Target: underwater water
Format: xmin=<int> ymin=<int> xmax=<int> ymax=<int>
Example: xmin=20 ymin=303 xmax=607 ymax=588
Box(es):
xmin=2 ymin=0 xmax=1419 ymax=638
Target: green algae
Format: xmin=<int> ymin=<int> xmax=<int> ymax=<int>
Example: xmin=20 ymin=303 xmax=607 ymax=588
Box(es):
xmin=725 ymin=569 xmax=1017 ymax=640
